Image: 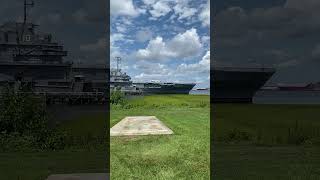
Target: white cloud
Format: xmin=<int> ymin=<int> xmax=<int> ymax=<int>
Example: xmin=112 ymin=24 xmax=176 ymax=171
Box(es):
xmin=136 ymin=36 xmax=175 ymax=60
xmin=199 ymin=0 xmax=210 ymax=27
xmin=167 ymin=28 xmax=202 ymax=57
xmin=132 ymin=51 xmax=210 ymax=86
xmin=142 ymin=0 xmax=157 ymax=5
xmin=136 ymin=28 xmax=202 ymax=61
xmin=173 ymin=1 xmax=197 ymax=20
xmin=72 ymin=9 xmax=88 ymax=23
xmin=115 ymin=23 xmax=127 ymax=33
xmin=133 ymin=61 xmax=173 ymax=82
xmin=136 ymin=29 xmax=153 ymax=42
xmin=201 ymin=35 xmax=210 ymax=45
xmin=111 ymin=0 xmax=140 ymax=17
xmin=276 ymin=59 xmax=300 ymax=68
xmin=134 ymin=61 xmax=171 ymax=75
xmin=177 ymin=50 xmax=210 ymax=74
xmin=47 ymin=13 xmax=61 ymax=24
xmin=312 ymin=44 xmax=320 ymax=60
xmin=80 ymin=38 xmax=106 ymax=51
xmin=110 ymin=33 xmax=125 ymax=44
xmin=149 ymin=1 xmax=172 ymax=19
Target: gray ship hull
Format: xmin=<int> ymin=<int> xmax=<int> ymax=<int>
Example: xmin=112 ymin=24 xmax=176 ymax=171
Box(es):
xmin=134 ymin=83 xmax=195 ymax=94
xmin=213 ymin=67 xmax=275 ymax=103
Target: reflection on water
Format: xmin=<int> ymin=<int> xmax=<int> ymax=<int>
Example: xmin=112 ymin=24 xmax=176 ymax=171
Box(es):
xmin=254 ymin=90 xmax=320 ymax=104
xmin=189 ymin=90 xmax=210 ymax=95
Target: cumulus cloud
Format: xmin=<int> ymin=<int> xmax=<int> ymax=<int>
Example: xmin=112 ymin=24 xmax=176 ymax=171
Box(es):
xmin=80 ymin=38 xmax=106 ymax=51
xmin=276 ymin=59 xmax=300 ymax=68
xmin=136 ymin=28 xmax=202 ymax=61
xmin=201 ymin=35 xmax=210 ymax=45
xmin=132 ymin=51 xmax=210 ymax=85
xmin=177 ymin=50 xmax=210 ymax=74
xmin=72 ymin=9 xmax=89 ymax=23
xmin=199 ymin=0 xmax=210 ymax=27
xmin=173 ymin=1 xmax=197 ymax=21
xmin=285 ymin=0 xmax=320 ymax=14
xmin=133 ymin=61 xmax=173 ymax=82
xmin=142 ymin=0 xmax=157 ymax=5
xmin=149 ymin=0 xmax=172 ymax=19
xmin=136 ymin=29 xmax=153 ymax=42
xmin=111 ymin=0 xmax=140 ymax=17
xmin=312 ymin=44 xmax=320 ymax=60
xmin=134 ymin=61 xmax=171 ymax=75
xmin=110 ymin=33 xmax=125 ymax=44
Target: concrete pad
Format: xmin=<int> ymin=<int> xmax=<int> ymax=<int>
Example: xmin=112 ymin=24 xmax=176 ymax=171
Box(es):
xmin=110 ymin=116 xmax=173 ymax=136
xmin=46 ymin=173 xmax=108 ymax=180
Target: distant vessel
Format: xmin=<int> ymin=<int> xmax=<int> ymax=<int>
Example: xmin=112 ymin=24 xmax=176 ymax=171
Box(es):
xmin=110 ymin=57 xmax=195 ymax=94
xmin=262 ymin=82 xmax=320 ymax=91
xmin=213 ymin=66 xmax=276 ymax=102
xmin=196 ymin=88 xmax=209 ymax=91
xmin=133 ymin=82 xmax=196 ymax=94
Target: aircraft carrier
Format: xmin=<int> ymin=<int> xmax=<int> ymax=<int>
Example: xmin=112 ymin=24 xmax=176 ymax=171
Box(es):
xmin=110 ymin=57 xmax=196 ymax=95
xmin=133 ymin=81 xmax=195 ymax=94
xmin=212 ymin=66 xmax=276 ymax=103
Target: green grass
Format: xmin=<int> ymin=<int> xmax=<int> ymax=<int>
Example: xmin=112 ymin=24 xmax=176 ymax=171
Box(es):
xmin=0 ymin=110 xmax=107 ymax=180
xmin=2 ymin=95 xmax=320 ymax=179
xmin=213 ymin=144 xmax=320 ymax=180
xmin=213 ymin=104 xmax=320 ymax=145
xmin=111 ymin=95 xmax=210 ymax=180
xmin=213 ymin=104 xmax=320 ymax=179
xmin=0 ymin=151 xmax=107 ymax=180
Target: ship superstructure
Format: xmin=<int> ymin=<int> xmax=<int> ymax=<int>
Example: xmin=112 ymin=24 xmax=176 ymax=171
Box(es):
xmin=0 ymin=0 xmax=107 ymax=104
xmin=0 ymin=22 xmax=71 ymax=80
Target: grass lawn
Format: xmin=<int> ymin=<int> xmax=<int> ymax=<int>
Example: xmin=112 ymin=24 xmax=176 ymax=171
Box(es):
xmin=0 ymin=110 xmax=108 ymax=180
xmin=3 ymin=95 xmax=320 ymax=179
xmin=213 ymin=104 xmax=320 ymax=179
xmin=110 ymin=95 xmax=210 ymax=179
xmin=0 ymin=150 xmax=107 ymax=180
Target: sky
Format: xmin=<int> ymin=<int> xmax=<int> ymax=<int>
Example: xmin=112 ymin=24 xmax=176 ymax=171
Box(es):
xmin=214 ymin=0 xmax=320 ymax=84
xmin=0 ymin=0 xmax=107 ymax=66
xmin=111 ymin=0 xmax=210 ymax=88
xmin=1 ymin=0 xmax=319 ymax=87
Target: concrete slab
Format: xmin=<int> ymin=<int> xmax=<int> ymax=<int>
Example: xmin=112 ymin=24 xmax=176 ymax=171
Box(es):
xmin=110 ymin=116 xmax=173 ymax=136
xmin=46 ymin=173 xmax=108 ymax=180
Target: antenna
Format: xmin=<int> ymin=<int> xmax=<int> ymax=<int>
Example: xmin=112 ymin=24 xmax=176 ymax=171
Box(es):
xmin=115 ymin=57 xmax=121 ymax=71
xmin=24 ymin=0 xmax=34 ymax=23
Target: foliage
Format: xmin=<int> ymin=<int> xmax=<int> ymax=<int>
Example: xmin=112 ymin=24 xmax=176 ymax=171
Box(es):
xmin=110 ymin=90 xmax=126 ymax=105
xmin=0 ymin=86 xmax=71 ymax=151
xmin=0 ymin=85 xmax=47 ymax=135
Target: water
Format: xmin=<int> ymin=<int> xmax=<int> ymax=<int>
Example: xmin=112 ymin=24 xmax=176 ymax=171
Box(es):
xmin=189 ymin=89 xmax=320 ymax=104
xmin=189 ymin=89 xmax=210 ymax=95
xmin=254 ymin=90 xmax=320 ymax=104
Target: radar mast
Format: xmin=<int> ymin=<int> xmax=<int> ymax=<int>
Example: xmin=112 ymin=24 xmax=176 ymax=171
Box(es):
xmin=115 ymin=57 xmax=121 ymax=72
xmin=24 ymin=0 xmax=34 ymax=23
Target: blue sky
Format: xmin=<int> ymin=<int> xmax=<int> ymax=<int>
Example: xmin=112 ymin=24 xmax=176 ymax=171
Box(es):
xmin=111 ymin=0 xmax=210 ymax=88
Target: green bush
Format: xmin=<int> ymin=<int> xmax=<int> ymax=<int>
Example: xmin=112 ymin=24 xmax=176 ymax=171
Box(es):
xmin=110 ymin=90 xmax=126 ymax=105
xmin=0 ymin=85 xmax=48 ymax=135
xmin=0 ymin=132 xmax=36 ymax=152
xmin=0 ymin=86 xmax=70 ymax=151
